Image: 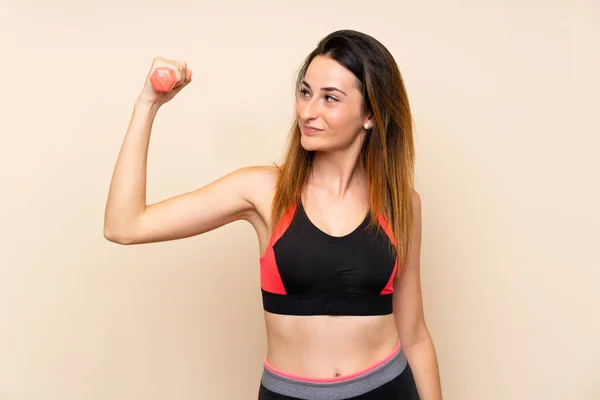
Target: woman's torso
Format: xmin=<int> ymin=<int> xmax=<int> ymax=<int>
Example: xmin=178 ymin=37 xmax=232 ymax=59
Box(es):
xmin=246 ymin=166 xmax=399 ymax=379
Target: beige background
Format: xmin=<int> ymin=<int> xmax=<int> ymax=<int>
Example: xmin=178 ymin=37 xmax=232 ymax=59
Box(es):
xmin=1 ymin=0 xmax=599 ymax=399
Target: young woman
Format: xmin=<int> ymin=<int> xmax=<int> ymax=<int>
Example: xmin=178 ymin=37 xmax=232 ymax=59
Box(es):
xmin=104 ymin=29 xmax=442 ymax=400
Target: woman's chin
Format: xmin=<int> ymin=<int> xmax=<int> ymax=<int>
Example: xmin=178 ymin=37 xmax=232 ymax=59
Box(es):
xmin=300 ymin=136 xmax=325 ymax=152
xmin=300 ymin=134 xmax=313 ymax=147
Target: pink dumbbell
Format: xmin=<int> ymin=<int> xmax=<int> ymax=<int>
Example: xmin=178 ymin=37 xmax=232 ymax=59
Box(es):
xmin=150 ymin=67 xmax=177 ymax=92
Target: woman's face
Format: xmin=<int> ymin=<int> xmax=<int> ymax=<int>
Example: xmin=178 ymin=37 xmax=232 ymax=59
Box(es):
xmin=296 ymin=55 xmax=372 ymax=152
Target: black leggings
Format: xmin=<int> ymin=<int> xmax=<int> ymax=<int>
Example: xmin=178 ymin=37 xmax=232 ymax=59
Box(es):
xmin=258 ymin=363 xmax=420 ymax=400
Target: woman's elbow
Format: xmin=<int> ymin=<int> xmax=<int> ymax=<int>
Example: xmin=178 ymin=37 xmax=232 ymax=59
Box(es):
xmin=400 ymin=319 xmax=431 ymax=348
xmin=103 ymin=226 xmax=135 ymax=245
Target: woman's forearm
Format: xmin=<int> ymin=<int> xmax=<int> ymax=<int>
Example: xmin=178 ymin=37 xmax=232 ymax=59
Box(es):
xmin=104 ymin=100 xmax=160 ymax=242
xmin=403 ymin=335 xmax=443 ymax=399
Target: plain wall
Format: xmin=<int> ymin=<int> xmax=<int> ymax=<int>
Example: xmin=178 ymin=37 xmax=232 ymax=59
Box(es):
xmin=1 ymin=0 xmax=599 ymax=399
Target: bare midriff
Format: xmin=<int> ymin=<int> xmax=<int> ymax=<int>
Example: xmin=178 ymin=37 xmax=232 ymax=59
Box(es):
xmin=263 ymin=311 xmax=399 ymax=380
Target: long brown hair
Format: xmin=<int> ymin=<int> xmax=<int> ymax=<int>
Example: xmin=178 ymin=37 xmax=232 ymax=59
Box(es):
xmin=271 ymin=30 xmax=415 ymax=272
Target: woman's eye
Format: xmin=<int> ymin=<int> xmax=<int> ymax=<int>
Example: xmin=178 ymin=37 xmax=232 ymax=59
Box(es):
xmin=299 ymin=89 xmax=337 ymax=103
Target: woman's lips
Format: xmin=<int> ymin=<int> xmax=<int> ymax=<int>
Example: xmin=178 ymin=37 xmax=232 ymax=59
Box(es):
xmin=303 ymin=126 xmax=323 ymax=134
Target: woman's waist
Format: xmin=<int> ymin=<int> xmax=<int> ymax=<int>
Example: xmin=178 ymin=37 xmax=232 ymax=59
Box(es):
xmin=264 ymin=313 xmax=399 ymax=380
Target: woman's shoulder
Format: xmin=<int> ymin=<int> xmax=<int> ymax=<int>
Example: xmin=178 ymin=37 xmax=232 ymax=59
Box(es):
xmin=231 ymin=164 xmax=280 ymax=204
xmin=410 ymin=188 xmax=421 ymax=207
xmin=234 ymin=164 xmax=280 ymax=187
xmin=229 ymin=165 xmax=281 ymax=233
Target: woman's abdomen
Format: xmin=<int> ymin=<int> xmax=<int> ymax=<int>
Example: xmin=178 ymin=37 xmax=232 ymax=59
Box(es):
xmin=264 ymin=312 xmax=399 ymax=379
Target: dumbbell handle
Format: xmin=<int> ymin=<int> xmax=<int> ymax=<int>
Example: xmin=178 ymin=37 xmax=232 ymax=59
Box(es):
xmin=150 ymin=67 xmax=177 ymax=93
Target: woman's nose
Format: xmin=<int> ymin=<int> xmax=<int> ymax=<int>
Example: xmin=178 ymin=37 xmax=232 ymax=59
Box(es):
xmin=300 ymin=98 xmax=319 ymax=121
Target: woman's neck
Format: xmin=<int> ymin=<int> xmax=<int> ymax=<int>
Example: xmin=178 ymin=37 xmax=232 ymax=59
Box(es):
xmin=308 ymin=149 xmax=367 ymax=198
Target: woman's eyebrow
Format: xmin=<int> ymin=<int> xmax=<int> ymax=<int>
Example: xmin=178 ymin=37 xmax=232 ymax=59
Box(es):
xmin=302 ymin=81 xmax=348 ymax=97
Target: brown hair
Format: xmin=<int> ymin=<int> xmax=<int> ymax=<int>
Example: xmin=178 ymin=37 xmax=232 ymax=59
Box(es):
xmin=271 ymin=30 xmax=415 ymax=272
